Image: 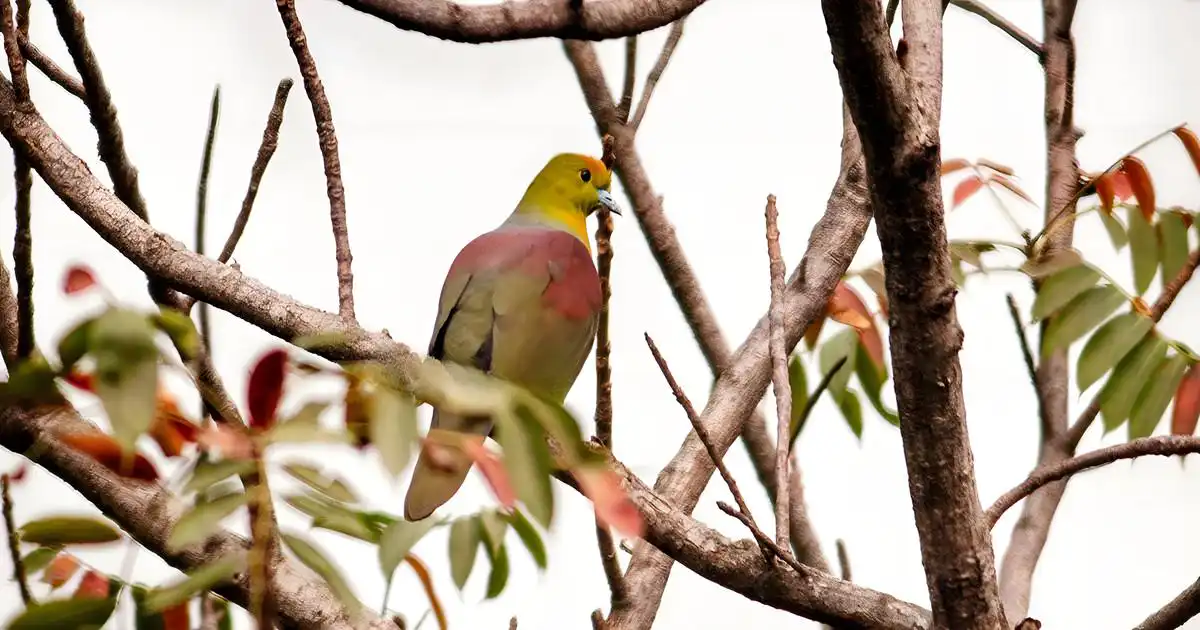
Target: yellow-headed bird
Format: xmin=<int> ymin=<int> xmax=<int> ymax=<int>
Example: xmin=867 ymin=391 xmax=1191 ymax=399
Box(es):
xmin=403 ymin=153 xmax=620 ymax=521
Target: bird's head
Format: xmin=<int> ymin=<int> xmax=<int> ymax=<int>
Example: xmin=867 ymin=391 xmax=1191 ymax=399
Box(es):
xmin=513 ymin=153 xmax=621 ymax=240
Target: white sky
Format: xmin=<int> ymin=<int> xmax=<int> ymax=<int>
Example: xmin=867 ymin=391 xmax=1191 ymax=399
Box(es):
xmin=2 ymin=0 xmax=1200 ymax=628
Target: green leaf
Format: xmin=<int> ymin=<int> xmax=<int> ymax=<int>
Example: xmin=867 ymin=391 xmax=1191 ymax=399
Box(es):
xmin=853 ymin=340 xmax=897 ymax=426
xmin=1159 ymin=211 xmax=1190 ymax=290
xmin=1127 ymin=207 xmax=1159 ymax=296
xmin=6 ymin=597 xmax=117 ymax=629
xmin=950 ymin=256 xmax=966 ymax=286
xmin=283 ymin=493 xmax=380 ymax=543
xmin=787 ymin=355 xmax=809 ymax=434
xmin=367 ymin=385 xmax=418 ymax=477
xmin=483 ymin=540 xmax=509 ymax=600
xmin=1021 ymin=248 xmax=1083 ymax=279
xmin=151 ymin=309 xmax=201 ymax=362
xmin=838 ymin=388 xmax=864 ymax=439
xmin=21 ymin=546 xmax=62 ymax=575
xmin=19 ymin=516 xmax=120 ymax=546
xmin=131 ymin=585 xmax=164 ymax=630
xmin=1128 ymin=353 xmax=1192 ymax=440
xmin=143 ymin=553 xmax=245 ymax=611
xmin=449 ymin=516 xmax=481 ymax=590
xmin=1100 ymin=209 xmax=1128 ymax=251
xmin=518 ymin=393 xmax=590 ymax=464
xmin=89 ymin=309 xmax=161 ymax=450
xmin=1099 ymin=333 xmax=1168 ymax=432
xmin=1076 ymin=312 xmax=1155 ymax=392
xmin=215 ymin=597 xmax=233 ymax=630
xmin=819 ymin=328 xmax=858 ymax=400
xmin=0 ymin=355 xmax=62 ymax=406
xmin=184 ymin=458 xmax=256 ymax=495
xmin=1031 ymin=263 xmax=1102 ymax=321
xmin=496 ymin=406 xmax=554 ymax=528
xmin=283 ymin=463 xmax=358 ymax=503
xmin=281 ymin=532 xmax=362 ymax=614
xmin=503 ymin=509 xmax=547 ymax=570
xmin=267 ymin=404 xmax=351 ymax=446
xmin=1039 ymin=285 xmax=1125 ymax=359
xmin=378 ymin=518 xmax=438 ymax=581
xmin=167 ymin=492 xmax=250 ymax=552
xmin=479 ymin=509 xmax=508 ymax=554
xmin=56 ymin=317 xmax=96 ymax=372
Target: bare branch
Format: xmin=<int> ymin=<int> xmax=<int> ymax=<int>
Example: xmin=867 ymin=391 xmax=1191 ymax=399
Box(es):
xmin=836 ymin=539 xmax=851 ymax=581
xmin=716 ymin=501 xmax=804 ymax=574
xmin=948 ymin=0 xmax=1041 ymax=56
xmin=13 ymin=142 xmax=31 ymax=361
xmin=2 ymin=0 xmax=30 ymax=102
xmin=2 ymin=473 xmax=31 ymax=605
xmin=592 ymin=203 xmax=624 ymax=608
xmin=17 ymin=34 xmax=85 ymax=100
xmin=196 ymin=85 xmax=221 ymax=347
xmin=763 ymin=194 xmax=791 ymax=554
xmin=331 ymin=0 xmax=708 ymax=43
xmin=1135 ymin=577 xmax=1200 ymax=630
xmin=629 ymin=20 xmax=683 ymax=132
xmin=986 ymin=436 xmax=1200 ymax=526
xmin=0 ymin=259 xmax=18 ymax=368
xmin=616 ymin=37 xmax=636 ymax=123
xmin=275 ymin=0 xmax=356 ymax=321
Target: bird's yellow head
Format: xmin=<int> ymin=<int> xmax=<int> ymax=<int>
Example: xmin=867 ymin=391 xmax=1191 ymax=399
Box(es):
xmin=511 ymin=153 xmax=621 ymax=248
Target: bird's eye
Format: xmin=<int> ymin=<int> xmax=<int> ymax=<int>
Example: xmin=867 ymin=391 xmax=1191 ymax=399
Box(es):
xmin=579 ymin=168 xmax=592 ymax=183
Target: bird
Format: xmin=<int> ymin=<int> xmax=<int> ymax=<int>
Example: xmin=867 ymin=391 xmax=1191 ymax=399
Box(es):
xmin=403 ymin=152 xmax=621 ymax=522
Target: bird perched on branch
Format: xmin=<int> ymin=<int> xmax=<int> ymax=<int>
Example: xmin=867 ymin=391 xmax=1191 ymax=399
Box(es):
xmin=403 ymin=153 xmax=621 ymax=521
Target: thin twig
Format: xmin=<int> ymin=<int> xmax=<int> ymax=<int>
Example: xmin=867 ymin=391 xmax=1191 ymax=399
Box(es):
xmin=195 ymin=86 xmax=220 ymax=350
xmin=2 ymin=0 xmax=30 ymax=103
xmin=885 ymin=0 xmax=900 ymax=26
xmin=616 ymin=37 xmax=636 ymax=123
xmin=3 ymin=0 xmax=31 ymax=361
xmin=985 ymin=435 xmax=1200 ymax=527
xmin=789 ymin=356 xmax=848 ymax=447
xmin=592 ymin=199 xmax=624 ymax=606
xmin=275 ymin=0 xmax=356 ymax=321
xmin=716 ymin=501 xmax=807 ymax=576
xmin=836 ymin=539 xmax=852 ymax=581
xmin=17 ymin=34 xmax=84 ymax=100
xmin=1006 ymin=293 xmax=1051 ymax=436
xmin=629 ymin=20 xmax=683 ymax=132
xmin=594 ymin=521 xmax=624 ymax=608
xmin=764 ymin=194 xmax=791 ymax=555
xmin=2 ymin=474 xmax=32 ymax=605
xmin=0 ymin=260 xmax=18 ymax=369
xmin=948 ymin=0 xmax=1041 ymax=57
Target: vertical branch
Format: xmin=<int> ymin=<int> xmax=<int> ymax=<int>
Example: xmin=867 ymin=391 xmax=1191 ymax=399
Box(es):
xmin=248 ymin=443 xmax=277 ymax=629
xmin=0 ymin=261 xmax=18 ymax=369
xmin=2 ymin=474 xmax=31 ymax=605
xmin=274 ymin=0 xmax=356 ymax=321
xmin=195 ymin=86 xmax=221 ymax=351
xmin=764 ymin=194 xmax=791 ymax=554
xmin=616 ymin=37 xmax=636 ymax=123
xmin=2 ymin=0 xmax=32 ymax=362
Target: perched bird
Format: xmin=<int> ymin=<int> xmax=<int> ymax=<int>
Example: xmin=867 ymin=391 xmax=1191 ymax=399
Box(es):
xmin=403 ymin=153 xmax=621 ymax=521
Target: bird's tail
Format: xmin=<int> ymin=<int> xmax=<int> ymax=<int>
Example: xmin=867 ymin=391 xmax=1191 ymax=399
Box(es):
xmin=403 ymin=409 xmax=490 ymax=521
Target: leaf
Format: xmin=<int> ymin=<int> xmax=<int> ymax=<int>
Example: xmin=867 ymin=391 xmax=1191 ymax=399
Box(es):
xmin=1129 ymin=354 xmax=1191 ymax=440
xmin=283 ymin=463 xmax=358 ymax=503
xmin=1099 ymin=209 xmax=1128 ymax=251
xmin=281 ymin=532 xmax=362 ymax=613
xmin=378 ymin=518 xmax=438 ymax=581
xmin=57 ymin=317 xmax=96 ymax=372
xmin=1099 ymin=333 xmax=1168 ymax=432
xmin=494 ymin=406 xmax=554 ymax=528
xmin=818 ymin=328 xmax=858 ymax=400
xmin=1094 ymin=172 xmax=1116 ymax=213
xmin=1119 ymin=156 xmax=1156 ymax=221
xmin=1159 ymin=211 xmax=1190 ymax=289
xmin=827 ymin=282 xmax=873 ymax=330
xmin=1020 ymin=249 xmax=1084 ymax=279
xmin=483 ymin=540 xmax=509 ymax=600
xmin=247 ymin=348 xmax=289 ymax=430
xmin=576 ymin=465 xmax=644 ymax=538
xmin=838 ymin=388 xmax=864 ymax=439
xmin=149 ymin=393 xmax=199 ymax=459
xmin=951 ymin=174 xmax=985 ymax=208
xmin=1127 ymin=205 xmax=1160 ymax=296
xmin=6 ymin=597 xmax=117 ymax=629
xmin=283 ymin=493 xmax=381 ymax=543
xmin=62 ymin=265 xmax=98 ymax=295
xmin=266 ymin=410 xmax=351 ymax=446
xmin=462 ymin=441 xmax=516 ymax=510
xmin=184 ymin=458 xmax=256 ymax=495
xmin=1171 ymin=363 xmax=1200 ymax=436
xmin=803 ymin=317 xmax=825 ymax=351
xmin=1031 ymin=263 xmax=1102 ymax=321
xmin=1076 ymin=312 xmax=1155 ymax=392
xmin=787 ymin=355 xmax=809 ymax=437
xmin=72 ymin=569 xmax=110 ymax=599
xmin=89 ymin=309 xmax=161 ymax=450
xmin=519 ymin=395 xmax=589 ymax=464
xmin=23 ymin=547 xmax=64 ymax=577
xmin=167 ymin=492 xmax=250 ymax=552
xmin=367 ymin=384 xmax=418 ymax=477
xmin=503 ymin=509 xmax=547 ymax=570
xmin=950 ymin=242 xmax=995 ymax=269
xmin=402 ymin=555 xmax=448 ymax=630
xmin=859 ymin=264 xmax=889 ymax=318
xmin=989 ymin=174 xmax=1034 ymax=204
xmin=143 ymin=554 xmax=246 ymax=612
xmin=854 ymin=340 xmax=898 ymax=426
xmin=19 ymin=516 xmax=121 ymax=546
xmin=41 ymin=552 xmax=79 ymax=587
xmin=1173 ymin=126 xmax=1200 ymax=177
xmin=479 ymin=509 xmax=508 ymax=555
xmin=132 ymin=585 xmax=190 ymax=630
xmin=448 ymin=516 xmax=481 ymax=590
xmin=1039 ymin=285 xmax=1125 ymax=359
xmin=940 ymin=158 xmax=973 ymax=175
xmin=57 ymin=432 xmax=160 ymax=482
xmin=150 ymin=310 xmax=201 ymax=362
xmin=196 ymin=424 xmax=255 ymax=460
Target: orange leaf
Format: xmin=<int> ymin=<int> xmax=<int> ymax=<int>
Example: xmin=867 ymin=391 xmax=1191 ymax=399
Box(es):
xmin=856 ymin=325 xmax=886 ymax=372
xmin=940 ymin=158 xmax=973 ymax=176
xmin=828 ymin=282 xmax=874 ymax=331
xmin=150 ymin=389 xmax=199 ymax=458
xmin=343 ymin=379 xmax=370 ymax=449
xmin=404 ymin=554 xmax=448 ymax=630
xmin=62 ymin=265 xmax=97 ymax=295
xmin=461 ymin=440 xmax=515 ymax=510
xmin=72 ymin=569 xmax=109 ymax=599
xmin=1171 ymin=363 xmax=1200 ymax=436
xmin=989 ymin=174 xmax=1034 ymax=204
xmin=975 ymin=158 xmax=1015 ymax=176
xmin=1107 ymin=169 xmax=1134 ymax=201
xmin=247 ymin=349 xmax=288 ymax=430
xmin=42 ymin=553 xmax=79 ymax=588
xmin=803 ymin=317 xmax=825 ymax=351
xmin=951 ymin=174 xmax=985 ymax=209
xmin=161 ymin=601 xmax=191 ymax=630
xmin=58 ymin=432 xmax=160 ymax=482
xmin=1172 ymin=126 xmax=1200 ymax=178
xmin=196 ymin=423 xmax=254 ymax=460
xmin=63 ymin=369 xmax=96 ymax=393
xmin=577 ymin=466 xmax=644 ymax=538
xmin=1118 ymin=157 xmax=1154 ymax=220
xmin=1093 ymin=172 xmax=1115 ymax=214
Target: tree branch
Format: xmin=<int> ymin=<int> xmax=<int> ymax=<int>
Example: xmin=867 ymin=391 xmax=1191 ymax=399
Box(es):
xmin=948 ymin=0 xmax=1041 ymax=57
xmin=275 ymin=0 xmax=356 ymax=321
xmin=17 ymin=33 xmax=85 ymax=100
xmin=3 ymin=0 xmax=32 ymax=362
xmin=616 ymin=37 xmax=636 ymax=123
xmin=2 ymin=473 xmax=32 ymax=605
xmin=823 ymin=0 xmax=1005 ymax=626
xmin=629 ymin=20 xmax=683 ymax=133
xmin=195 ymin=86 xmax=220 ymax=347
xmin=0 ymin=257 xmax=18 ymax=369
xmin=763 ymin=195 xmax=792 ymax=554
xmin=331 ymin=0 xmax=708 ymax=43
xmin=1135 ymin=576 xmax=1200 ymax=630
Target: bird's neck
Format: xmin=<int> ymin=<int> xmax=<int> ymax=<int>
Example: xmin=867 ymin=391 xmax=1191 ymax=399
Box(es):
xmin=507 ymin=203 xmax=592 ymax=254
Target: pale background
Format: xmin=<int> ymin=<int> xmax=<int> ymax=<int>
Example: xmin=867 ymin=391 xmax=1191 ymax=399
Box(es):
xmin=2 ymin=0 xmax=1200 ymax=628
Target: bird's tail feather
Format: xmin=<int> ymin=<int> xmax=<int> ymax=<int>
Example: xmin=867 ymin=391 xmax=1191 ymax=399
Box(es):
xmin=403 ymin=409 xmax=489 ymax=521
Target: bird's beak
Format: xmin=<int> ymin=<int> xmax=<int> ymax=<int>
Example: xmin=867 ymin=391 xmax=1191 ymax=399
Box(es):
xmin=596 ymin=189 xmax=622 ymax=216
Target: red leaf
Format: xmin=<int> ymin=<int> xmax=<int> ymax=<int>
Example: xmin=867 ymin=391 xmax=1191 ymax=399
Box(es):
xmin=247 ymin=349 xmax=289 ymax=430
xmin=196 ymin=423 xmax=254 ymax=460
xmin=58 ymin=432 xmax=160 ymax=482
xmin=63 ymin=369 xmax=96 ymax=393
xmin=72 ymin=569 xmax=109 ymax=599
xmin=1107 ymin=169 xmax=1134 ymax=201
xmin=951 ymin=174 xmax=985 ymax=209
xmin=461 ymin=440 xmax=515 ymax=510
xmin=42 ymin=553 xmax=79 ymax=588
xmin=150 ymin=389 xmax=199 ymax=458
xmin=1093 ymin=172 xmax=1115 ymax=214
xmin=1172 ymin=126 xmax=1200 ymax=178
xmin=577 ymin=466 xmax=644 ymax=538
xmin=940 ymin=158 xmax=973 ymax=176
xmin=62 ymin=265 xmax=97 ymax=295
xmin=975 ymin=158 xmax=1015 ymax=176
xmin=989 ymin=174 xmax=1034 ymax=204
xmin=1171 ymin=363 xmax=1200 ymax=436
xmin=1118 ymin=157 xmax=1155 ymax=220
xmin=827 ymin=282 xmax=874 ymax=331
xmin=855 ymin=325 xmax=886 ymax=373
xmin=9 ymin=463 xmax=27 ymax=482
xmin=161 ymin=601 xmax=191 ymax=630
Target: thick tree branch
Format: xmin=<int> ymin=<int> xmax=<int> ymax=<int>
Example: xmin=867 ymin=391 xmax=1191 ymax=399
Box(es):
xmin=0 ymin=258 xmax=18 ymax=369
xmin=275 ymin=0 xmax=357 ymax=321
xmin=3 ymin=0 xmax=32 ymax=363
xmin=1136 ymin=577 xmax=1200 ymax=630
xmin=331 ymin=0 xmax=707 ymax=44
xmin=824 ymin=0 xmax=1005 ymax=627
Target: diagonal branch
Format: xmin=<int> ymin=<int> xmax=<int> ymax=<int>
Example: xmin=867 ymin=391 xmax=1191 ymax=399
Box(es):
xmin=629 ymin=20 xmax=683 ymax=132
xmin=17 ymin=34 xmax=85 ymax=100
xmin=275 ymin=0 xmax=357 ymax=321
xmin=948 ymin=0 xmax=1041 ymax=57
xmin=1136 ymin=577 xmax=1200 ymax=630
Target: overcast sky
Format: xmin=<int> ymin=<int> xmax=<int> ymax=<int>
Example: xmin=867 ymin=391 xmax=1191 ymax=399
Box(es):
xmin=2 ymin=0 xmax=1200 ymax=628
